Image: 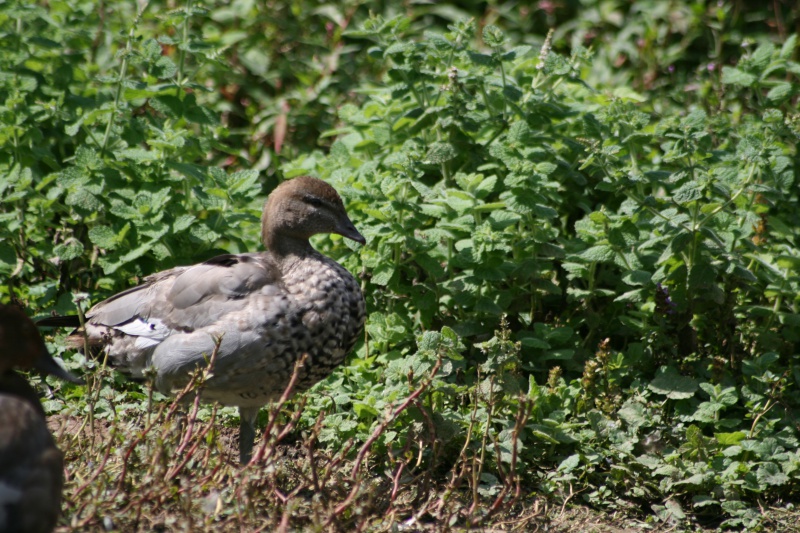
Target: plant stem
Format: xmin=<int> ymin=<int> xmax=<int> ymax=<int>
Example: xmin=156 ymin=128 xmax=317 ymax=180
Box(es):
xmin=101 ymin=1 xmax=150 ymax=154
xmin=176 ymin=0 xmax=192 ymax=98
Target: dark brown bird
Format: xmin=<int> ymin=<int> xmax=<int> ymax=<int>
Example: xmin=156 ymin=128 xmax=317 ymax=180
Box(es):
xmin=40 ymin=176 xmax=366 ymax=463
xmin=0 ymin=304 xmax=82 ymax=533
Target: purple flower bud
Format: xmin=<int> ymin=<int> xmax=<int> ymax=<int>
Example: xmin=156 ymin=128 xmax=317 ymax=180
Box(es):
xmin=655 ymin=283 xmax=677 ymax=315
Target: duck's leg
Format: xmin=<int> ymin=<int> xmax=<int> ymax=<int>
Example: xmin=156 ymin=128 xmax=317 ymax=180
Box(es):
xmin=239 ymin=406 xmax=260 ymax=464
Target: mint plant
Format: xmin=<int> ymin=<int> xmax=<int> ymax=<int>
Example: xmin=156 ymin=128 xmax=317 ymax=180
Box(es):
xmin=288 ymin=15 xmax=800 ymax=528
xmin=2 ymin=0 xmax=800 ymax=529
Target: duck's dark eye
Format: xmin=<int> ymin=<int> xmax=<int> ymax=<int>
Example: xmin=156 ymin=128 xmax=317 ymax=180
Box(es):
xmin=303 ymin=195 xmax=324 ymax=207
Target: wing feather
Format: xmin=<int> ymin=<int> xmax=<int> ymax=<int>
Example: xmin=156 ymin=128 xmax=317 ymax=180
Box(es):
xmin=87 ymin=253 xmax=280 ymax=329
xmin=80 ymin=253 xmax=285 ymax=375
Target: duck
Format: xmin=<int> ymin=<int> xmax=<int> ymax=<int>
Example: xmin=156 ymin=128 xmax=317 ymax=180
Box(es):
xmin=0 ymin=303 xmax=82 ymax=533
xmin=39 ymin=176 xmax=366 ymax=464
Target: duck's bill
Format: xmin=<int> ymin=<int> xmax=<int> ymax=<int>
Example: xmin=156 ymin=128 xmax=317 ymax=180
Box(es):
xmin=344 ymin=229 xmax=367 ymax=245
xmin=338 ymin=219 xmax=366 ymax=245
xmin=35 ymin=352 xmax=84 ymax=384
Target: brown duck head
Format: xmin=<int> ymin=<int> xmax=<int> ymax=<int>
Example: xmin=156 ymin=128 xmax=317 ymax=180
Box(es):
xmin=0 ymin=304 xmax=82 ymax=384
xmin=261 ymin=176 xmax=365 ymax=256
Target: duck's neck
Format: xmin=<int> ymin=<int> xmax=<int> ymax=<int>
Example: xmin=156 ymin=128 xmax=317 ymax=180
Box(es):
xmin=264 ymin=230 xmax=317 ymax=264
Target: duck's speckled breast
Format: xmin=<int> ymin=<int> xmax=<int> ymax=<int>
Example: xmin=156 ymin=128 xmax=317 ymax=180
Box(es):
xmin=282 ymin=252 xmax=365 ymax=390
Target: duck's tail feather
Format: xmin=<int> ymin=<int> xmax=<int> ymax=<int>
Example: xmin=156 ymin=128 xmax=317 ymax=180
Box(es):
xmin=37 ymin=315 xmax=82 ymax=328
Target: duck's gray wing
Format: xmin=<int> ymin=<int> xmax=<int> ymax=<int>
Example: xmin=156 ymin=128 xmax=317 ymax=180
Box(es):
xmin=149 ymin=286 xmax=296 ymax=400
xmin=82 ymin=253 xmax=287 ymax=377
xmin=88 ymin=254 xmax=279 ymax=329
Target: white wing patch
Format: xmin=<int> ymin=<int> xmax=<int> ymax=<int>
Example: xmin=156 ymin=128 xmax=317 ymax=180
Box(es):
xmin=116 ymin=317 xmax=171 ymax=349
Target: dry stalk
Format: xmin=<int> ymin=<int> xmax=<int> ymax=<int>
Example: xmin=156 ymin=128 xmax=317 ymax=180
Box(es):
xmin=479 ymin=396 xmax=533 ymax=524
xmin=328 ymin=356 xmax=443 ymax=523
xmin=468 ymin=374 xmax=495 ymax=521
xmin=249 ymin=352 xmax=309 ymax=465
xmin=166 ymin=335 xmax=224 ymax=479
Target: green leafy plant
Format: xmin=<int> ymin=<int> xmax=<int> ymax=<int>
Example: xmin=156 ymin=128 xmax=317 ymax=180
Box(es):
xmin=285 ymin=13 xmax=800 ymax=529
xmin=3 ymin=1 xmax=800 ymax=530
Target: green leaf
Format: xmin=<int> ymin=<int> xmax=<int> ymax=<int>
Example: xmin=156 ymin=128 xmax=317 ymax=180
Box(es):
xmin=353 ymin=402 xmax=380 ymax=418
xmin=482 ymin=25 xmax=506 ymax=48
xmin=0 ymin=242 xmax=15 ymax=274
xmin=119 ymin=148 xmax=159 ymax=162
xmin=227 ymin=169 xmax=260 ymax=197
xmin=75 ymin=146 xmax=100 ymax=169
xmin=750 ymin=42 xmax=774 ymax=70
xmin=716 ymin=432 xmax=747 ymax=446
xmin=371 ymin=263 xmax=395 ymax=286
xmin=622 ymin=270 xmax=651 ymax=286
xmin=673 ymin=182 xmax=703 ymax=204
xmin=518 ymin=335 xmax=548 ymax=349
xmin=474 ymin=176 xmax=497 ymax=198
xmin=756 ymin=463 xmax=789 ymax=486
xmin=88 ymin=226 xmax=119 ymax=249
xmin=618 ymin=401 xmax=647 ymax=428
xmin=501 ymin=45 xmax=532 ymax=61
xmin=54 ymin=240 xmax=84 ymax=261
xmin=721 ymin=66 xmax=756 ymax=87
xmin=424 ymin=142 xmax=457 ymax=164
xmin=507 ymin=121 xmax=533 ymax=144
xmin=151 ymin=95 xmax=184 ymax=118
xmin=172 ymin=215 xmax=196 ymax=232
xmin=467 ymin=51 xmax=493 ymax=66
xmin=766 ymin=82 xmax=792 ymax=102
xmin=648 ymin=366 xmax=698 ymax=399
xmin=417 ymin=331 xmax=441 ymax=352
xmin=190 ymin=221 xmax=220 ymax=243
xmin=780 ymin=34 xmax=797 ymax=59
xmin=558 ymin=454 xmax=580 ymax=472
xmin=535 ymin=162 xmax=557 ymax=176
xmin=577 ymin=245 xmax=615 ymax=263
xmin=66 ymin=188 xmax=102 ymax=212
